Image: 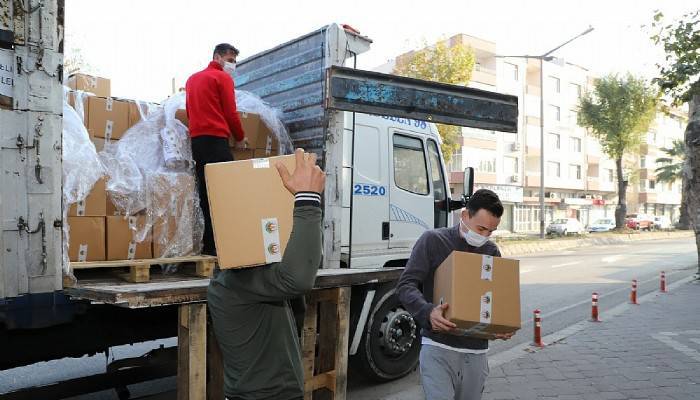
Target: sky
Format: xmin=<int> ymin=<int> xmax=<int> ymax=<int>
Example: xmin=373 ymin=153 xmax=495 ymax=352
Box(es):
xmin=64 ymin=0 xmax=698 ymax=102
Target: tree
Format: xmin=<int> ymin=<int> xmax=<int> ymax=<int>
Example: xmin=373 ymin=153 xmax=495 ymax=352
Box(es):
xmin=578 ymin=74 xmax=659 ymax=229
xmin=651 ymin=10 xmax=700 ymax=275
xmin=655 ymin=139 xmax=690 ymax=229
xmin=393 ymin=39 xmax=476 ymax=162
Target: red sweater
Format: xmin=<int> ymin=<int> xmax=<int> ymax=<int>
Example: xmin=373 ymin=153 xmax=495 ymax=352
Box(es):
xmin=185 ymin=61 xmax=245 ymax=141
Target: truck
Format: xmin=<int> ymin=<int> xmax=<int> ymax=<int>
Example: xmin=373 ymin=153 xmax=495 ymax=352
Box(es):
xmin=0 ymin=1 xmax=518 ymax=396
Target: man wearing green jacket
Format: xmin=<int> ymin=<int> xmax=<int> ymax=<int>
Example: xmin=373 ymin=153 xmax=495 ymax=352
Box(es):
xmin=208 ymin=149 xmax=326 ymax=400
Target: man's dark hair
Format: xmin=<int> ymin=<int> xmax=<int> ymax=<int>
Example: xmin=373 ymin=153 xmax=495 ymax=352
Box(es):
xmin=467 ymin=189 xmax=504 ymax=218
xmin=213 ymin=43 xmax=239 ymax=58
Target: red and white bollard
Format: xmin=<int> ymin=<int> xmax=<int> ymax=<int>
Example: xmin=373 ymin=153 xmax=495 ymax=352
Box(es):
xmin=660 ymin=271 xmax=667 ymax=293
xmin=533 ymin=309 xmax=545 ymax=347
xmin=630 ymin=280 xmax=638 ymax=305
xmin=590 ymin=292 xmax=601 ymax=322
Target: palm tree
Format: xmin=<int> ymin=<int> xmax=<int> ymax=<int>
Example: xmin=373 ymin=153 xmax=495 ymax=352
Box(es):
xmin=655 ymin=139 xmax=689 ymax=229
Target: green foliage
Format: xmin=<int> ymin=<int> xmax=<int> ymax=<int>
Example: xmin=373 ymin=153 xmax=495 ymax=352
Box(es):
xmin=655 ymin=139 xmax=686 ymax=183
xmin=577 ymin=74 xmax=659 ymax=160
xmin=393 ymin=39 xmax=476 ymax=162
xmin=650 ymin=10 xmax=700 ymax=105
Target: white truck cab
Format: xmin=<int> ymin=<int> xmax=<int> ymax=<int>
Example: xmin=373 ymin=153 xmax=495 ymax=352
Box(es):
xmin=342 ymin=113 xmax=450 ymax=269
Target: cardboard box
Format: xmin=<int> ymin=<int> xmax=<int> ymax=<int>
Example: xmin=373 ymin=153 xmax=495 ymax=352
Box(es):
xmin=175 ymin=108 xmax=277 ymax=151
xmin=87 ymin=97 xmax=130 ymax=140
xmin=68 ymin=178 xmax=107 ymax=217
xmin=67 ymin=73 xmax=111 ymax=98
xmin=434 ymin=251 xmax=521 ymax=340
xmin=106 ymin=216 xmax=153 ymax=260
xmin=231 ymin=112 xmax=278 ymax=152
xmin=253 ymin=148 xmax=280 ymax=158
xmin=232 ymin=149 xmax=255 ymax=160
xmin=91 ymin=137 xmax=118 ymax=152
xmin=205 ymin=154 xmax=298 ymax=269
xmin=67 ymin=216 xmax=106 ymax=262
xmin=67 ymin=91 xmax=90 ymax=126
xmin=128 ymin=100 xmax=154 ymax=128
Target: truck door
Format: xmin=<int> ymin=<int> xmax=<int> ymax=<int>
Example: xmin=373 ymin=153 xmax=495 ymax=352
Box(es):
xmin=348 ymin=119 xmax=391 ymax=251
xmin=389 ymin=132 xmax=433 ymax=249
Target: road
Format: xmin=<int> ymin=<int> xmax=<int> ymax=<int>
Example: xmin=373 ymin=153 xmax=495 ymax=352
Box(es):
xmin=0 ymin=237 xmax=695 ymax=399
xmin=347 ymin=237 xmax=698 ymax=400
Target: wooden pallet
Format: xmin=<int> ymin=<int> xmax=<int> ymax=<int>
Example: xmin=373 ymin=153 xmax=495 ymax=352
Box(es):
xmin=65 ymin=255 xmax=218 ymax=285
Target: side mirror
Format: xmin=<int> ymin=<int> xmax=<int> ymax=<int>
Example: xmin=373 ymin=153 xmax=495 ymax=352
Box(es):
xmin=463 ymin=167 xmax=474 ymax=199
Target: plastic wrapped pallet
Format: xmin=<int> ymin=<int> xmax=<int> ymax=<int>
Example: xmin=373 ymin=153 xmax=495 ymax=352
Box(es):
xmin=235 ymin=90 xmax=294 ymax=154
xmin=62 ymin=100 xmax=106 ymax=274
xmin=102 ymin=95 xmax=204 ymax=264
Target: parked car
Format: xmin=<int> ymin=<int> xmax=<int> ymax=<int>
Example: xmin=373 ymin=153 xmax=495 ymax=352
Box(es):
xmin=547 ymin=218 xmax=585 ymax=236
xmin=654 ymin=216 xmax=672 ymax=230
xmin=625 ymin=214 xmax=654 ymax=230
xmin=587 ymin=218 xmax=616 ymax=233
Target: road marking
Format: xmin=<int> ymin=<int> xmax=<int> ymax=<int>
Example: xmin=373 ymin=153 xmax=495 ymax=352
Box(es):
xmin=551 ymin=261 xmax=580 ymax=269
xmin=601 ymin=255 xmax=623 ymax=263
xmin=651 ymin=333 xmax=700 ymax=363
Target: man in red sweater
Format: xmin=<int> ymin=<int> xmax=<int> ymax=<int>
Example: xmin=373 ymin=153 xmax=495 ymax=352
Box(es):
xmin=186 ymin=43 xmax=248 ymax=255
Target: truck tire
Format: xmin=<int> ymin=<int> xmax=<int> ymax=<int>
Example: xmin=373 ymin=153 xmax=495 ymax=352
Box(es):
xmin=351 ymin=287 xmax=421 ymax=382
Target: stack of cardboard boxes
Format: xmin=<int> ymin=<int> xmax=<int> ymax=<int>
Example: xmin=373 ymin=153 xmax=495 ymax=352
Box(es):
xmin=66 ymin=73 xmax=285 ymax=264
xmin=66 ymin=73 xmax=153 ymax=262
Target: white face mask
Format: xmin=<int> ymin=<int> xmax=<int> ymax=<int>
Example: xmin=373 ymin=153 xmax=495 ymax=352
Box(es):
xmin=223 ymin=61 xmax=236 ymax=77
xmin=460 ymin=219 xmax=489 ymax=248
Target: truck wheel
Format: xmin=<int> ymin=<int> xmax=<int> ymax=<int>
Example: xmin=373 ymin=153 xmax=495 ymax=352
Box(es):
xmin=351 ymin=288 xmax=421 ymax=382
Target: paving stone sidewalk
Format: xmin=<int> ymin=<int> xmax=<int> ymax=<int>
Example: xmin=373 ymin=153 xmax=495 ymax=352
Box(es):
xmin=484 ymin=279 xmax=700 ymax=400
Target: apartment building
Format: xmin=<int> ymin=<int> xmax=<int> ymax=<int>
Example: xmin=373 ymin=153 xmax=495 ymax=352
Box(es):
xmin=377 ymin=34 xmax=684 ymax=233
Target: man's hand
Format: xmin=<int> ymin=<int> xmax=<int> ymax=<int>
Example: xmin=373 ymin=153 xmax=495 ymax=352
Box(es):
xmin=430 ymin=303 xmax=457 ymax=333
xmin=234 ymin=137 xmax=249 ymax=150
xmin=494 ymin=332 xmax=514 ymax=340
xmin=276 ymin=149 xmax=326 ymax=195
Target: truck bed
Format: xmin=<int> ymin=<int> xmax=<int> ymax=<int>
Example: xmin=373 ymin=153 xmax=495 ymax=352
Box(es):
xmin=65 ymin=267 xmax=403 ymax=308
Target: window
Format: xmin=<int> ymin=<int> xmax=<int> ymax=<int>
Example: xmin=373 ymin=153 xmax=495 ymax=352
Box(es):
xmin=548 ymin=133 xmax=561 ymax=150
xmin=504 ymin=62 xmax=519 ymax=81
xmin=570 ymin=137 xmax=582 ymax=152
xmin=478 ymin=157 xmax=497 ymax=174
xmin=569 ymin=109 xmax=579 ymax=125
xmin=393 ymin=134 xmax=429 ymax=195
xmin=649 ymin=180 xmax=656 ymax=190
xmin=570 ymin=83 xmax=582 ymax=99
xmin=549 ymin=105 xmax=561 ymax=121
xmin=450 ymin=150 xmax=463 ymax=172
xmin=640 ymin=156 xmax=646 ymax=168
xmin=606 ymin=169 xmax=614 ymax=183
xmin=639 ymin=179 xmax=646 ymax=192
xmin=549 ymin=76 xmax=560 ymax=93
xmin=569 ymin=164 xmax=582 ymax=180
xmin=504 ymin=157 xmax=519 ymax=175
xmin=427 ymin=140 xmax=448 ymax=228
xmin=547 ymin=161 xmax=561 ymax=177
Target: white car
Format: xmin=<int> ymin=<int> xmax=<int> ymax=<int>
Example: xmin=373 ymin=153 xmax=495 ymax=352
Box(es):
xmin=588 ymin=218 xmax=616 ymax=233
xmin=653 ymin=216 xmax=672 ymax=230
xmin=546 ymin=218 xmax=585 ymax=236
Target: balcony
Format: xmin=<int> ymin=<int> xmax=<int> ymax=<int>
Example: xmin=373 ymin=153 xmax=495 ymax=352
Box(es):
xmin=472 ymin=68 xmax=497 ymax=86
xmin=587 ymin=178 xmax=600 ymax=191
xmin=475 ymin=172 xmax=497 ymax=184
xmin=525 ymin=175 xmax=541 ymax=187
xmin=586 ymin=154 xmax=600 ymax=165
xmin=526 ymin=85 xmax=541 ymax=96
xmin=462 ymin=137 xmax=497 ymax=150
xmin=638 ymin=192 xmax=657 ymax=203
xmin=639 ymin=168 xmax=655 ymax=180
xmin=526 ymin=146 xmax=541 ymax=156
xmin=526 ymin=116 xmax=541 ymax=127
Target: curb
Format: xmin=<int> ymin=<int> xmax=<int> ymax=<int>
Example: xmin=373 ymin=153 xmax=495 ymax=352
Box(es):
xmin=497 ymin=230 xmax=694 ymax=256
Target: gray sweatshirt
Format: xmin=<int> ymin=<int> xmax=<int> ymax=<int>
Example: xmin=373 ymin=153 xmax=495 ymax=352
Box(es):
xmin=396 ymin=224 xmax=501 ymax=350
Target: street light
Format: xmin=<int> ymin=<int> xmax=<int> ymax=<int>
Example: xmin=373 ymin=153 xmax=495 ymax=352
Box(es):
xmin=497 ymin=26 xmax=594 ymax=238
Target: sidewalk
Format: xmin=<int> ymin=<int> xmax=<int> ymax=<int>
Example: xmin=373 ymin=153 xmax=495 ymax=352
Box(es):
xmin=484 ymin=279 xmax=700 ymax=400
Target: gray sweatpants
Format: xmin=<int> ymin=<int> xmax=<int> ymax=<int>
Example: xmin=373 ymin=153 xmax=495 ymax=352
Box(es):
xmin=419 ymin=344 xmax=489 ymax=400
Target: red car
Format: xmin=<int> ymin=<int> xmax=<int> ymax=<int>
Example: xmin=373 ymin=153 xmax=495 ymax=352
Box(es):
xmin=625 ymin=214 xmax=654 ymax=230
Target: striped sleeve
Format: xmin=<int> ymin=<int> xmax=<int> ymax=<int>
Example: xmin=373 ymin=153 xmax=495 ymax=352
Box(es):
xmin=295 ymin=191 xmax=321 ymax=208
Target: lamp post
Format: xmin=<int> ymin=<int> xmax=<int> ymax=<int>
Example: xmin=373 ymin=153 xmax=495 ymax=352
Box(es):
xmin=497 ymin=26 xmax=593 ymax=238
